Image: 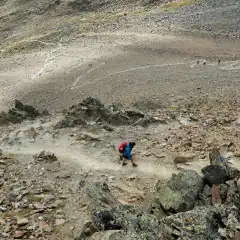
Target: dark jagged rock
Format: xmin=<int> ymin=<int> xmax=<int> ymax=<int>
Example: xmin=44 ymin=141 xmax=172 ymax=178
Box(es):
xmin=62 ymin=97 xmax=151 ymax=127
xmin=92 ymin=205 xmax=161 ymax=239
xmin=202 ymin=165 xmax=229 ymax=185
xmin=14 ymin=100 xmax=40 ymax=118
xmin=157 ymin=170 xmax=204 ymax=213
xmin=41 ymin=109 xmax=50 ymax=116
xmin=34 ymin=150 xmax=58 ymax=162
xmin=22 ymin=104 xmax=39 ymax=117
xmin=92 ymin=210 xmax=123 ymax=231
xmin=15 ymin=99 xmax=24 ymax=110
xmin=0 ymin=100 xmax=40 ymax=125
xmin=202 ymin=164 xmax=240 ymax=187
xmin=124 ymin=109 xmax=144 ymax=118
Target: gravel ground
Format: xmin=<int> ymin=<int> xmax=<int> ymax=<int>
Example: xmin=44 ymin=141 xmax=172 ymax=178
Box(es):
xmin=121 ymin=0 xmax=240 ymax=39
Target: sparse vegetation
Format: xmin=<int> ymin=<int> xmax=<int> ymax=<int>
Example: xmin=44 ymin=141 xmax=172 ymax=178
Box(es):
xmin=162 ymin=0 xmax=199 ymax=10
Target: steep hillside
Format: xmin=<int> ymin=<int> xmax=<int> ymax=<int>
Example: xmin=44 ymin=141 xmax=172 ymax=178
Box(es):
xmin=1 ymin=0 xmax=239 ymax=57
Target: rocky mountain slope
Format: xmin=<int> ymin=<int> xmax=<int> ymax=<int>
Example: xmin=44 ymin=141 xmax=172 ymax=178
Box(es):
xmin=1 ymin=0 xmax=240 ymax=239
xmin=1 ymin=0 xmax=239 ymax=57
xmin=0 ymin=98 xmax=240 ymax=239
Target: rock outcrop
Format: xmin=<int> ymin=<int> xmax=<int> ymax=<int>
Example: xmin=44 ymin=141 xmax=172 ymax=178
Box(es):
xmin=78 ymin=167 xmax=240 ymax=239
xmin=159 ymin=205 xmax=240 ymax=240
xmin=0 ymin=100 xmax=44 ymax=125
xmin=56 ymin=97 xmax=155 ymax=129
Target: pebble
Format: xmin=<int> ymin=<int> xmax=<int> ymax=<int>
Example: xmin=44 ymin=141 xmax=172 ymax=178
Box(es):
xmin=13 ymin=230 xmax=27 ymax=239
xmin=17 ymin=218 xmax=29 ymax=226
xmin=43 ymin=194 xmax=55 ymax=204
xmin=50 ymin=199 xmax=64 ymax=208
xmin=33 ymin=202 xmax=44 ymax=209
xmin=55 ymin=219 xmax=65 ymax=226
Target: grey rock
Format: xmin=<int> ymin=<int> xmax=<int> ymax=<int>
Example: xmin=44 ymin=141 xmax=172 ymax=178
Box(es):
xmin=50 ymin=199 xmax=64 ymax=208
xmin=77 ymin=132 xmax=100 ymax=141
xmin=41 ymin=109 xmax=50 ymax=116
xmin=43 ymin=194 xmax=55 ymax=204
xmin=157 ymin=170 xmax=203 ymax=213
xmin=203 ymin=184 xmax=211 ymax=198
xmin=17 ymin=218 xmax=29 ymax=226
xmin=209 ymin=147 xmax=221 ymax=165
xmin=92 ymin=205 xmax=161 ymax=239
xmin=82 ymin=182 xmax=120 ymax=211
xmin=102 ymin=124 xmax=114 ymax=132
xmin=228 ymin=166 xmax=240 ymax=179
xmin=219 ymin=184 xmax=228 ymax=200
xmin=54 ymin=118 xmax=73 ymax=129
xmin=159 ymin=205 xmax=240 ymax=239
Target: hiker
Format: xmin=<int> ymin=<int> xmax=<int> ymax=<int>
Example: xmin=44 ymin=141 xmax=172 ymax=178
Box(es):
xmin=118 ymin=141 xmax=137 ymax=167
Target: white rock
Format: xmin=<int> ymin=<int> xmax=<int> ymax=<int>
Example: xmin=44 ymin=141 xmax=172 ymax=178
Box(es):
xmin=55 ymin=219 xmax=65 ymax=226
xmin=108 ymin=176 xmax=115 ymax=182
xmin=17 ymin=218 xmax=29 ymax=226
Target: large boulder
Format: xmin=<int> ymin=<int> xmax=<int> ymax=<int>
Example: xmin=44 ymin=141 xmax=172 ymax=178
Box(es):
xmin=159 ymin=205 xmax=240 ymax=240
xmin=157 ymin=170 xmax=204 ymax=213
xmin=202 ymin=165 xmax=230 ymax=185
xmin=202 ymin=165 xmax=240 ymax=186
xmin=92 ymin=205 xmax=161 ymax=239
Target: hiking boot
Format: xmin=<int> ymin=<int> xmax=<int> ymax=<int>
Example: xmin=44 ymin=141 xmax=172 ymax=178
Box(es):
xmin=132 ymin=163 xmax=138 ymax=167
xmin=122 ymin=162 xmax=127 ymax=166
